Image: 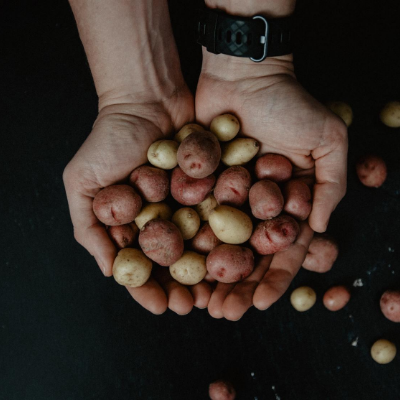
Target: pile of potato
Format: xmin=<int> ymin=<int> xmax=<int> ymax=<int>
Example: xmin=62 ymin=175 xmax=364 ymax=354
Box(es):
xmin=93 ymin=114 xmax=313 ymax=288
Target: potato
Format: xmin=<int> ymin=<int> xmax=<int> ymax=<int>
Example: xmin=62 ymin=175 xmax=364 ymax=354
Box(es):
xmin=112 ymin=248 xmax=152 ymax=287
xmin=171 ymin=207 xmax=200 ymax=240
xmin=210 ymin=113 xmax=240 ymax=142
xmin=129 ymin=165 xmax=169 ymax=202
xmin=174 ymin=123 xmax=205 ymax=142
xmin=214 ymin=166 xmax=251 ymax=207
xmin=190 ymin=222 xmax=222 ymax=254
xmin=356 ymin=155 xmax=387 ymax=188
xmin=380 ymin=290 xmax=400 ymax=323
xmin=147 ymin=140 xmax=179 ymax=170
xmin=221 ymin=138 xmax=260 ymax=166
xmin=323 ymin=285 xmax=351 ymax=311
xmin=302 ymin=233 xmax=338 ymax=273
xmin=326 ymin=101 xmax=353 ymax=127
xmin=138 ymin=219 xmax=184 ymax=266
xmin=169 ymin=251 xmax=207 ymax=285
xmin=255 ymin=153 xmax=293 ymax=182
xmin=249 ymin=180 xmax=284 ymax=220
xmin=135 ymin=202 xmax=172 ymax=229
xmin=93 ymin=184 xmax=142 ymax=226
xmin=371 ymin=339 xmax=397 ymax=364
xmin=283 ymin=179 xmax=312 ymax=221
xmin=108 ymin=222 xmax=139 ymax=249
xmin=290 ymin=286 xmax=317 ymax=312
xmin=209 ymin=380 xmax=236 ymax=400
xmin=170 ymin=167 xmax=216 ymax=206
xmin=206 ymin=244 xmax=254 ymax=283
xmin=250 ymin=215 xmax=299 ymax=255
xmin=195 ymin=194 xmax=218 ymax=221
xmin=177 ymin=130 xmax=221 ymax=179
xmin=380 ymin=101 xmax=400 ymax=128
xmin=208 ymin=205 xmax=253 ymax=244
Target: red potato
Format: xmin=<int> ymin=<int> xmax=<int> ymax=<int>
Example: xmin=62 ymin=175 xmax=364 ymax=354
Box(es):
xmin=129 ymin=165 xmax=169 ymax=202
xmin=283 ymin=180 xmax=312 ymax=221
xmin=138 ymin=219 xmax=184 ymax=266
xmin=214 ymin=166 xmax=251 ymax=207
xmin=170 ymin=167 xmax=216 ymax=206
xmin=380 ymin=290 xmax=400 ymax=322
xmin=255 ymin=153 xmax=293 ymax=182
xmin=93 ymin=185 xmax=142 ymax=226
xmin=323 ymin=286 xmax=351 ymax=311
xmin=209 ymin=380 xmax=236 ymax=400
xmin=302 ymin=234 xmax=338 ymax=273
xmin=206 ymin=244 xmax=254 ymax=283
xmin=356 ymin=155 xmax=387 ymax=188
xmin=250 ymin=215 xmax=300 ymax=255
xmin=177 ymin=130 xmax=221 ymax=179
xmin=190 ymin=223 xmax=222 ymax=255
xmin=249 ymin=180 xmax=284 ymax=220
xmin=108 ymin=223 xmax=139 ymax=249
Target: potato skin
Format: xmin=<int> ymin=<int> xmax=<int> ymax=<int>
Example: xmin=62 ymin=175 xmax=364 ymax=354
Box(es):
xmin=221 ymin=138 xmax=259 ymax=166
xmin=290 ymin=286 xmax=317 ymax=312
xmin=147 ymin=140 xmax=179 ymax=170
xmin=174 ymin=123 xmax=205 ymax=143
xmin=356 ymin=155 xmax=387 ymax=188
xmin=283 ymin=179 xmax=312 ymax=221
xmin=210 ymin=113 xmax=240 ymax=142
xmin=190 ymin=222 xmax=222 ymax=255
xmin=326 ymin=101 xmax=353 ymax=127
xmin=380 ymin=290 xmax=400 ymax=322
xmin=380 ymin=101 xmax=400 ymax=128
xmin=129 ymin=165 xmax=169 ymax=202
xmin=250 ymin=215 xmax=300 ymax=255
xmin=323 ymin=286 xmax=351 ymax=311
xmin=108 ymin=223 xmax=139 ymax=249
xmin=209 ymin=380 xmax=236 ymax=400
xmin=371 ymin=339 xmax=397 ymax=364
xmin=195 ymin=194 xmax=218 ymax=221
xmin=138 ymin=219 xmax=184 ymax=266
xmin=93 ymin=185 xmax=142 ymax=226
xmin=170 ymin=167 xmax=216 ymax=206
xmin=255 ymin=154 xmax=293 ymax=182
xmin=302 ymin=234 xmax=338 ymax=273
xmin=169 ymin=251 xmax=207 ymax=285
xmin=134 ymin=202 xmax=172 ymax=229
xmin=249 ymin=180 xmax=284 ymax=220
xmin=214 ymin=166 xmax=251 ymax=207
xmin=171 ymin=207 xmax=200 ymax=240
xmin=207 ymin=244 xmax=254 ymax=283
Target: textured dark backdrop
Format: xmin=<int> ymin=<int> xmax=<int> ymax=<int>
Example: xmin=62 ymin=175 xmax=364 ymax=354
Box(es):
xmin=1 ymin=0 xmax=400 ymax=399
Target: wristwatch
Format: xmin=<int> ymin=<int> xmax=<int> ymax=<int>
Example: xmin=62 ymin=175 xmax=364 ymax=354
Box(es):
xmin=196 ymin=7 xmax=293 ymax=62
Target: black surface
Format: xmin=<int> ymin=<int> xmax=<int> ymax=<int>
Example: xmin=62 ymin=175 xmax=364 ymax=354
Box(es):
xmin=1 ymin=1 xmax=400 ymax=399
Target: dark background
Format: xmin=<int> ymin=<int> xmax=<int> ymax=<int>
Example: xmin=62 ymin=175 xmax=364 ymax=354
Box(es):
xmin=1 ymin=0 xmax=400 ymax=399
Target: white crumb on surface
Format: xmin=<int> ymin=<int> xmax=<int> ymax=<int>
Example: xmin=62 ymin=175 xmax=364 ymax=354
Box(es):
xmin=351 ymin=337 xmax=359 ymax=347
xmin=271 ymin=386 xmax=281 ymax=400
xmin=353 ymin=279 xmax=363 ymax=287
xmin=388 ymin=247 xmax=395 ymax=252
xmin=251 ymin=372 xmax=255 ymax=377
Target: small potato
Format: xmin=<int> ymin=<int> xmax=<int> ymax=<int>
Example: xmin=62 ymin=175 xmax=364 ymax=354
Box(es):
xmin=129 ymin=165 xmax=169 ymax=202
xmin=210 ymin=113 xmax=240 ymax=142
xmin=209 ymin=380 xmax=236 ymax=400
xmin=371 ymin=339 xmax=397 ymax=364
xmin=221 ymin=138 xmax=260 ymax=166
xmin=302 ymin=234 xmax=338 ymax=273
xmin=206 ymin=244 xmax=254 ymax=283
xmin=170 ymin=167 xmax=216 ymax=206
xmin=255 ymin=154 xmax=293 ymax=182
xmin=172 ymin=207 xmax=200 ymax=240
xmin=323 ymin=285 xmax=351 ymax=311
xmin=93 ymin=185 xmax=142 ymax=226
xmin=174 ymin=123 xmax=205 ymax=142
xmin=356 ymin=155 xmax=387 ymax=188
xmin=190 ymin=223 xmax=222 ymax=255
xmin=283 ymin=180 xmax=312 ymax=221
xmin=250 ymin=215 xmax=300 ymax=255
xmin=290 ymin=286 xmax=317 ymax=312
xmin=147 ymin=140 xmax=179 ymax=170
xmin=249 ymin=180 xmax=284 ymax=220
xmin=138 ymin=219 xmax=184 ymax=266
xmin=169 ymin=251 xmax=207 ymax=285
xmin=326 ymin=101 xmax=353 ymax=127
xmin=380 ymin=290 xmax=400 ymax=323
xmin=214 ymin=166 xmax=251 ymax=207
xmin=108 ymin=222 xmax=139 ymax=249
xmin=195 ymin=194 xmax=218 ymax=221
xmin=177 ymin=130 xmax=221 ymax=178
xmin=380 ymin=101 xmax=400 ymax=128
xmin=135 ymin=202 xmax=172 ymax=229
xmin=208 ymin=205 xmax=253 ymax=244
xmin=112 ymin=248 xmax=152 ymax=288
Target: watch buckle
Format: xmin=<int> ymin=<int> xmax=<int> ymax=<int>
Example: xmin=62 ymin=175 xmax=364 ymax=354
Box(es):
xmin=250 ymin=15 xmax=269 ymax=62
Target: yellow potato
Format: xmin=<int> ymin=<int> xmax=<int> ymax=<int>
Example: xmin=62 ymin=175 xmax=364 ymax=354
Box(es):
xmin=147 ymin=140 xmax=179 ymax=169
xmin=371 ymin=339 xmax=397 ymax=364
xmin=169 ymin=251 xmax=207 ymax=285
xmin=112 ymin=248 xmax=152 ymax=287
xmin=380 ymin=101 xmax=400 ymax=128
xmin=174 ymin=123 xmax=205 ymax=142
xmin=326 ymin=101 xmax=353 ymax=127
xmin=135 ymin=202 xmax=172 ymax=229
xmin=210 ymin=113 xmax=240 ymax=141
xmin=195 ymin=194 xmax=218 ymax=221
xmin=221 ymin=138 xmax=260 ymax=166
xmin=208 ymin=205 xmax=253 ymax=244
xmin=172 ymin=207 xmax=201 ymax=240
xmin=290 ymin=286 xmax=316 ymax=312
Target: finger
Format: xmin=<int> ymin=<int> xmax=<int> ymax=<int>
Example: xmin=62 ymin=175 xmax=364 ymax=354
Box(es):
xmin=207 ymin=282 xmax=236 ymax=319
xmin=189 ymin=281 xmax=212 ymax=309
xmin=222 ymin=255 xmax=273 ymax=321
xmin=253 ymin=222 xmax=314 ymax=310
